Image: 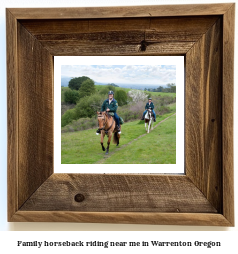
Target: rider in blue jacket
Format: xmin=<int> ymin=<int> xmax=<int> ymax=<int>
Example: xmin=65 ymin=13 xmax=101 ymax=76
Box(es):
xmin=141 ymin=98 xmax=156 ymax=122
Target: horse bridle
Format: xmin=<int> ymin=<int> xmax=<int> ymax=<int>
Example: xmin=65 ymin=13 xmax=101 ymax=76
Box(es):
xmin=98 ymin=113 xmax=115 ymax=133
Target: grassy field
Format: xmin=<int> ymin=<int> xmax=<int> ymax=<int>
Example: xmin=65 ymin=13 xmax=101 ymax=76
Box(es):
xmin=95 ymin=85 xmax=176 ymax=98
xmin=95 ymin=85 xmax=129 ymax=93
xmin=61 ymin=112 xmax=176 ymax=164
xmin=104 ymin=114 xmax=176 ymax=164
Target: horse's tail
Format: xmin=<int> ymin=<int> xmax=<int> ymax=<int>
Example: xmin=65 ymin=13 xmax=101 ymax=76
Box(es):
xmin=113 ymin=131 xmax=120 ymax=144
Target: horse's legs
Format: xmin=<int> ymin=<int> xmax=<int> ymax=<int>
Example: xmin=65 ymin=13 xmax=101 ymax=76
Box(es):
xmin=148 ymin=120 xmax=151 ymax=133
xmin=117 ymin=133 xmax=120 ymax=146
xmin=100 ymin=132 xmax=105 ymax=151
xmin=105 ymin=133 xmax=112 ymax=154
xmin=106 ymin=142 xmax=110 ymax=155
xmin=145 ymin=122 xmax=147 ymax=132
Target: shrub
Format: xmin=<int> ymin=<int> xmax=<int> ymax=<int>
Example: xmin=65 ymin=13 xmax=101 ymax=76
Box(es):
xmin=61 ymin=89 xmax=176 ymax=130
xmin=157 ymin=106 xmax=171 ymax=115
xmin=145 ymin=92 xmax=152 ymax=99
xmin=61 ymin=108 xmax=77 ymax=127
xmin=74 ymin=97 xmax=94 ymax=118
xmin=61 ymin=87 xmax=71 ymax=102
xmin=117 ymin=95 xmax=176 ymax=122
xmin=78 ymin=79 xmax=96 ymax=98
xmin=61 ymin=93 xmax=105 ymax=128
xmin=75 ymin=93 xmax=105 ymax=118
xmin=99 ymin=87 xmax=109 ymax=95
xmin=61 ymin=102 xmax=76 ymax=116
xmin=115 ymin=90 xmax=128 ymax=106
xmin=117 ymin=101 xmax=144 ymax=122
xmin=61 ymin=117 xmax=98 ymax=133
xmin=64 ymin=89 xmax=80 ymax=104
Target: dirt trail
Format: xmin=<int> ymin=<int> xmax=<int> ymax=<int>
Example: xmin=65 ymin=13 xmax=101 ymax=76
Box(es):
xmin=95 ymin=113 xmax=176 ymax=164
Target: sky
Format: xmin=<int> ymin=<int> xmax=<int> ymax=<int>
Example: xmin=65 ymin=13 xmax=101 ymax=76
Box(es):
xmin=61 ymin=65 xmax=176 ymax=85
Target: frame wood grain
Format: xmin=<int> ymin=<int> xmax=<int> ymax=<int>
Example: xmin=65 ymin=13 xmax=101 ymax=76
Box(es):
xmin=7 ymin=3 xmax=234 ymax=226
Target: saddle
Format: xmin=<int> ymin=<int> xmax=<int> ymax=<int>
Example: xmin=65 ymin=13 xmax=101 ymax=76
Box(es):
xmin=107 ymin=112 xmax=124 ymax=125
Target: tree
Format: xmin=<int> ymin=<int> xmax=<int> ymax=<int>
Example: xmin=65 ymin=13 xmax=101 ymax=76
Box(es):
xmin=157 ymin=86 xmax=164 ymax=92
xmin=64 ymin=89 xmax=80 ymax=104
xmin=68 ymin=76 xmax=91 ymax=90
xmin=99 ymin=85 xmax=116 ymax=95
xmin=127 ymin=90 xmax=148 ymax=103
xmin=115 ymin=90 xmax=128 ymax=106
xmin=78 ymin=79 xmax=96 ymax=98
xmin=107 ymin=83 xmax=119 ymax=87
xmin=166 ymin=83 xmax=176 ymax=93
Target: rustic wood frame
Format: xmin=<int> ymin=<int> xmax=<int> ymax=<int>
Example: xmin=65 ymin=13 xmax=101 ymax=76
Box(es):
xmin=7 ymin=4 xmax=234 ymax=226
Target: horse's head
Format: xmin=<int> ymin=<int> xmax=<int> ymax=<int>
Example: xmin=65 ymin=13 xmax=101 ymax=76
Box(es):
xmin=147 ymin=109 xmax=152 ymax=118
xmin=97 ymin=111 xmax=105 ymax=116
xmin=97 ymin=111 xmax=107 ymax=129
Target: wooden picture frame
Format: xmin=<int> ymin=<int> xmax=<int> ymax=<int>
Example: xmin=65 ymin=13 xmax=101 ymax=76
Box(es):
xmin=7 ymin=3 xmax=234 ymax=226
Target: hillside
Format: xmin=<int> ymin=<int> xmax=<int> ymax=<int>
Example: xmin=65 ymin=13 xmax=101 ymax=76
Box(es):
xmin=95 ymin=85 xmax=176 ymax=98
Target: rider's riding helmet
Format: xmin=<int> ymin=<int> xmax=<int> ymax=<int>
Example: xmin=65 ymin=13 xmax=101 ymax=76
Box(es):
xmin=108 ymin=91 xmax=114 ymax=95
xmin=148 ymin=98 xmax=152 ymax=100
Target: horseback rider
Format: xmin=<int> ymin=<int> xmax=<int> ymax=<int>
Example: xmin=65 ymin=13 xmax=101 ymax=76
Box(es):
xmin=141 ymin=98 xmax=156 ymax=122
xmin=96 ymin=90 xmax=120 ymax=134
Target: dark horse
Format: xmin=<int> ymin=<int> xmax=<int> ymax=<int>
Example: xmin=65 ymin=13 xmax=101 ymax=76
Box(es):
xmin=97 ymin=111 xmax=121 ymax=154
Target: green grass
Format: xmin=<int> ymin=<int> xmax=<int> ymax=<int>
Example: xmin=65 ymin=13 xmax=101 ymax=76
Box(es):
xmin=61 ymin=120 xmax=146 ymax=164
xmin=104 ymin=114 xmax=176 ymax=164
xmin=61 ymin=112 xmax=176 ymax=164
xmin=151 ymin=91 xmax=176 ymax=98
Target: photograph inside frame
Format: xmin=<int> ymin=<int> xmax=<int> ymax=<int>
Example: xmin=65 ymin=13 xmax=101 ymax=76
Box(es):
xmin=54 ymin=56 xmax=184 ymax=173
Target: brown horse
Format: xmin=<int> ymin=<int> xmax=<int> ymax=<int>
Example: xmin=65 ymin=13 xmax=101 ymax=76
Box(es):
xmin=97 ymin=111 xmax=121 ymax=154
